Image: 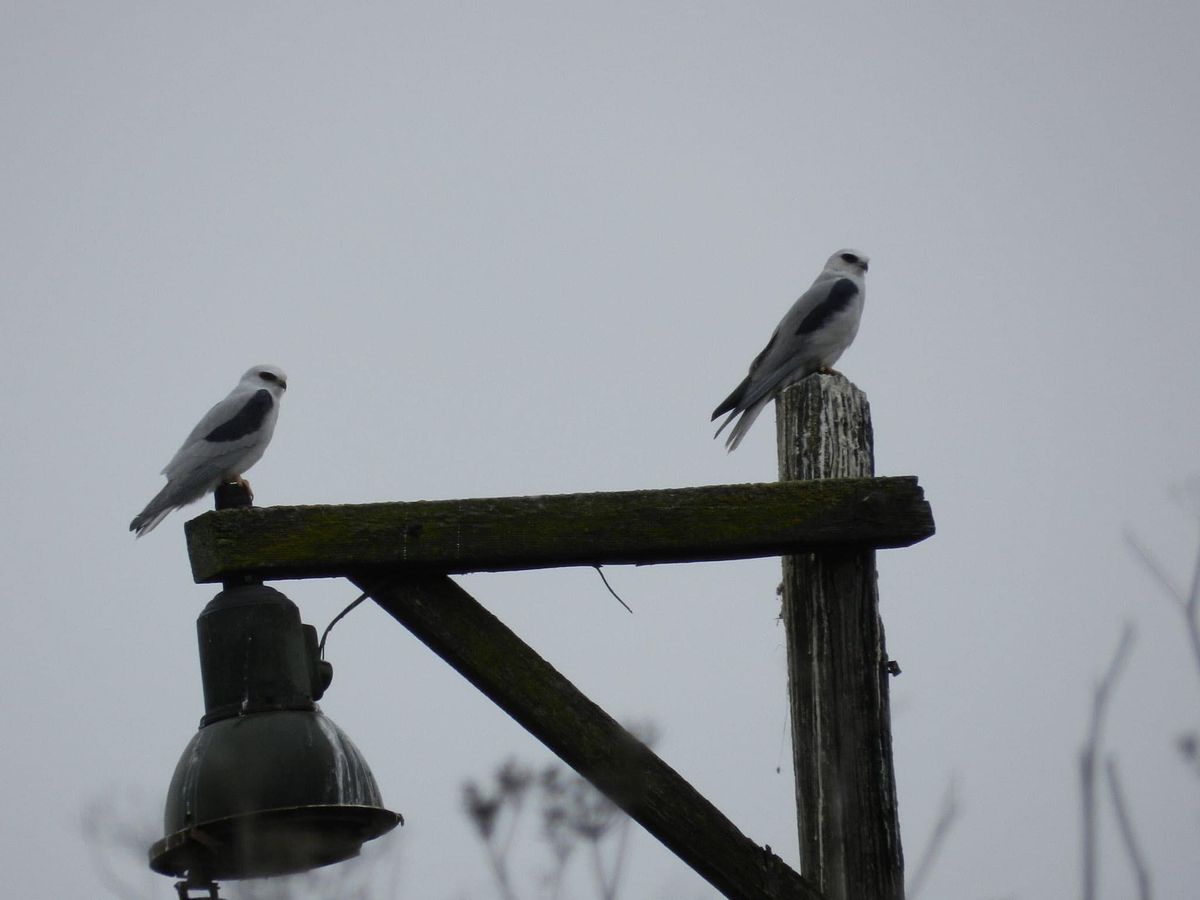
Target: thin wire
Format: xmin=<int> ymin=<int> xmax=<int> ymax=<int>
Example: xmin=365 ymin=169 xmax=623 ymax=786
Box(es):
xmin=775 ymin=705 xmax=790 ymax=774
xmin=319 ymin=591 xmax=369 ymax=658
xmin=593 ymin=566 xmax=633 ymax=614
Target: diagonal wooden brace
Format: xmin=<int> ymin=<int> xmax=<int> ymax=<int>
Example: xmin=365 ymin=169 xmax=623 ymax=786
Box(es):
xmin=352 ymin=572 xmax=824 ymax=900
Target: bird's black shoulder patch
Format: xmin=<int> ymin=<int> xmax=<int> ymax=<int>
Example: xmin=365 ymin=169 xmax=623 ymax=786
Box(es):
xmin=205 ymin=390 xmax=273 ymax=442
xmin=795 ymin=279 xmax=859 ymax=335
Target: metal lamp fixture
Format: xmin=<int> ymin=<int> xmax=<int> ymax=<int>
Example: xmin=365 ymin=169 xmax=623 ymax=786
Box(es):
xmin=149 ymin=573 xmax=401 ymax=897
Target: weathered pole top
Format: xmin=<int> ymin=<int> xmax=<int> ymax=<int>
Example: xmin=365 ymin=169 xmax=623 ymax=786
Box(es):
xmin=185 ymin=477 xmax=934 ymax=584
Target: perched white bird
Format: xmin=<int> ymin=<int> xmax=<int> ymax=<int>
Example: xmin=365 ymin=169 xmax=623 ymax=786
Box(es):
xmin=712 ymin=249 xmax=869 ymax=451
xmin=130 ymin=365 xmax=288 ymax=537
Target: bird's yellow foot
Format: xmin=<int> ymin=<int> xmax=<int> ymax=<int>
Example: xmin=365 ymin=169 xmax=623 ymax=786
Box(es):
xmin=817 ymin=365 xmax=842 ymax=376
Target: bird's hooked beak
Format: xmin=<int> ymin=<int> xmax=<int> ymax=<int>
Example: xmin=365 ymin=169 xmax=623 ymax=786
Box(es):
xmin=860 ymin=260 xmax=869 ymax=273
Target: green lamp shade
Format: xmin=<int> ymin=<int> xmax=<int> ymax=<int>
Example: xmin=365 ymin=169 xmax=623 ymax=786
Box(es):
xmin=150 ymin=708 xmax=401 ymax=879
xmin=150 ymin=584 xmax=401 ymax=882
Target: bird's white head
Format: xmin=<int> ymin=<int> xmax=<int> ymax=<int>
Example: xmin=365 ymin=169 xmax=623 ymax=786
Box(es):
xmin=241 ymin=364 xmax=288 ymax=396
xmin=825 ymin=249 xmax=870 ymax=277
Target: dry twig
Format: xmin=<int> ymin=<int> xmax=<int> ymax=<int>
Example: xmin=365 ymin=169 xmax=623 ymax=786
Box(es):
xmin=1080 ymin=624 xmax=1136 ymax=900
xmin=906 ymin=778 xmax=958 ymax=900
xmin=1104 ymin=756 xmax=1152 ymax=900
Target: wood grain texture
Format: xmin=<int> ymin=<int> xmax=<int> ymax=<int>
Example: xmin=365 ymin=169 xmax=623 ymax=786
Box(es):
xmin=776 ymin=374 xmax=909 ymax=900
xmin=354 ymin=573 xmax=824 ymax=900
xmin=186 ymin=479 xmax=934 ymax=584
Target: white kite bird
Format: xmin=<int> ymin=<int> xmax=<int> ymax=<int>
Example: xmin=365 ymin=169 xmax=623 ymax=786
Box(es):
xmin=712 ymin=249 xmax=869 ymax=451
xmin=130 ymin=365 xmax=288 ymax=537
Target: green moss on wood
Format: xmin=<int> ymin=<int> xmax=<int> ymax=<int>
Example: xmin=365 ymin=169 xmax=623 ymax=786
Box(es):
xmin=185 ymin=478 xmax=934 ymax=584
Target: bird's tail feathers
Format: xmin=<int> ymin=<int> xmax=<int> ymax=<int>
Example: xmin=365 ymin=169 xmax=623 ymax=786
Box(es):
xmin=721 ymin=399 xmax=769 ymax=452
xmin=711 ymin=375 xmax=751 ymax=422
xmin=713 ymin=409 xmax=737 ymax=440
xmin=130 ymin=483 xmax=180 ymax=537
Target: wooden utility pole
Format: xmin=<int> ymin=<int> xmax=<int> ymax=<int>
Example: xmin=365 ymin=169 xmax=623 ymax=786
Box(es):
xmin=183 ymin=383 xmax=932 ymax=900
xmin=776 ymin=374 xmax=904 ymax=900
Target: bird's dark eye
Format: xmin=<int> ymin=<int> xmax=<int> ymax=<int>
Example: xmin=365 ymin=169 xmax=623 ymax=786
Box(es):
xmin=259 ymin=371 xmax=278 ymax=383
xmin=840 ymin=253 xmax=859 ymax=264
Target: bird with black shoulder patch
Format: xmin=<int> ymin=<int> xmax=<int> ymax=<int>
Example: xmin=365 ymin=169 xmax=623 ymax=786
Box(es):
xmin=130 ymin=365 xmax=288 ymax=537
xmin=712 ymin=249 xmax=869 ymax=451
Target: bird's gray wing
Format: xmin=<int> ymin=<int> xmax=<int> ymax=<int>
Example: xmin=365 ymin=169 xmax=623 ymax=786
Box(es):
xmin=711 ymin=330 xmax=779 ymax=421
xmin=164 ymin=389 xmax=274 ymax=474
xmin=727 ymin=276 xmax=859 ymax=415
xmin=131 ymin=437 xmax=257 ymax=534
xmin=162 ymin=430 xmax=267 ymax=483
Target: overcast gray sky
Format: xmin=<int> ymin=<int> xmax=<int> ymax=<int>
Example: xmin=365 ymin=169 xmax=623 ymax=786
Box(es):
xmin=3 ymin=3 xmax=1200 ymax=898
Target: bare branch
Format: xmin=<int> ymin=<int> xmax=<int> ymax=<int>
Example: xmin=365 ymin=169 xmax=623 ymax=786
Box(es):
xmin=1185 ymin=543 xmax=1200 ymax=680
xmin=1105 ymin=756 xmax=1152 ymax=900
xmin=1124 ymin=531 xmax=1187 ymax=611
xmin=1080 ymin=623 xmax=1137 ymax=900
xmin=603 ymin=813 xmax=634 ymax=900
xmin=906 ymin=778 xmax=959 ymax=900
xmin=80 ymin=791 xmax=161 ymax=900
xmin=463 ymin=766 xmax=528 ymax=900
xmin=1177 ymin=732 xmax=1200 ymax=779
xmin=1186 ymin=541 xmax=1200 ymax=621
xmin=1125 ymin=530 xmax=1200 ymax=691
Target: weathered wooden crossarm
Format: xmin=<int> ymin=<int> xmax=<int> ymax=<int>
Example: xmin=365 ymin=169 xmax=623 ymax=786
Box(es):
xmin=186 ymin=477 xmax=933 ymax=583
xmin=354 ymin=572 xmax=823 ymax=900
